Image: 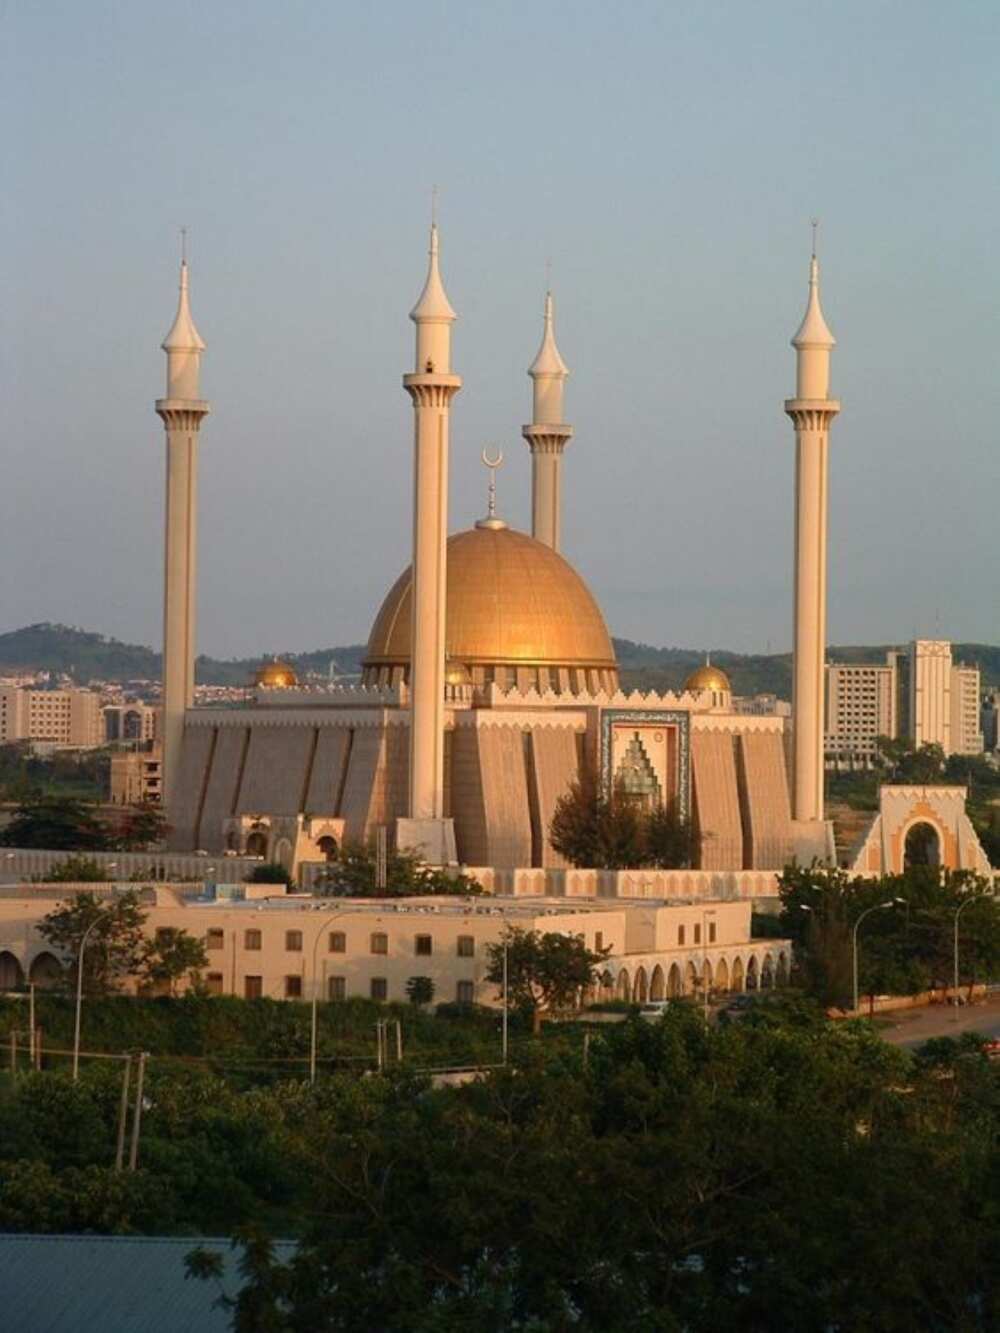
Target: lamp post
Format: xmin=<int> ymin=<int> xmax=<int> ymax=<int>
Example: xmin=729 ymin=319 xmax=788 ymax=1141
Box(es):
xmin=701 ymin=909 xmax=716 ymax=1018
xmin=309 ymin=910 xmax=344 ymax=1084
xmin=73 ymin=915 xmax=105 ymax=1081
xmin=852 ymin=900 xmax=901 ymax=1015
xmin=953 ymin=895 xmax=982 ymax=1003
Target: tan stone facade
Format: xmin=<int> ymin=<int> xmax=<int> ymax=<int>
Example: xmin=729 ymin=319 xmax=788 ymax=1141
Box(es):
xmin=0 ymin=686 xmax=104 ymax=749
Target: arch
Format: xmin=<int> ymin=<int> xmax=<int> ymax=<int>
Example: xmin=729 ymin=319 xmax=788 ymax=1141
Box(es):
xmin=225 ymin=830 xmax=239 ymax=852
xmin=616 ymin=968 xmax=631 ymax=1001
xmin=776 ymin=952 xmax=789 ymax=986
xmin=633 ymin=966 xmax=648 ymax=1003
xmin=714 ymin=957 xmax=730 ymax=993
xmin=745 ymin=955 xmax=759 ymax=991
xmin=599 ymin=970 xmax=615 ymax=1001
xmin=273 ymin=838 xmax=293 ymax=870
xmin=685 ymin=961 xmax=698 ymax=996
xmin=316 ymin=835 xmax=338 ymax=862
xmin=245 ymin=831 xmax=268 ymax=858
xmin=667 ymin=963 xmax=683 ymax=998
xmin=731 ymin=956 xmax=744 ymax=992
xmin=702 ymin=958 xmax=713 ymax=997
xmin=649 ymin=964 xmax=665 ymax=1001
xmin=0 ymin=951 xmax=25 ymax=990
xmin=29 ymin=952 xmax=63 ymax=989
xmin=760 ymin=954 xmax=775 ymax=990
xmin=904 ymin=821 xmax=941 ymax=870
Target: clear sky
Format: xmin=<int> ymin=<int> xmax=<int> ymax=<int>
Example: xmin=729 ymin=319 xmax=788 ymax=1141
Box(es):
xmin=3 ymin=0 xmax=997 ymax=659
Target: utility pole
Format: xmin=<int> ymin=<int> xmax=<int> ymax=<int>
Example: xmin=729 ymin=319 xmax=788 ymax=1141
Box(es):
xmin=128 ymin=1052 xmax=148 ymax=1171
xmin=115 ymin=1055 xmax=133 ymax=1172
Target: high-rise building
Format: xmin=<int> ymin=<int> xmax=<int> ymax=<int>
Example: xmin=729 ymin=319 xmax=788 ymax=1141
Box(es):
xmin=909 ymin=640 xmax=954 ymax=751
xmin=824 ymin=656 xmax=899 ymax=769
xmin=0 ymin=687 xmax=104 ymax=749
xmin=950 ymin=664 xmax=983 ymax=756
xmin=982 ymin=691 xmax=1000 ymax=753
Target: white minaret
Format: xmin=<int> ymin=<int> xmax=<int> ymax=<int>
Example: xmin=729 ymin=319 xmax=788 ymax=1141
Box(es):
xmin=784 ymin=236 xmax=840 ymax=824
xmin=522 ymin=290 xmax=572 ymax=550
xmin=400 ymin=222 xmax=461 ymax=854
xmin=155 ymin=252 xmax=209 ymax=812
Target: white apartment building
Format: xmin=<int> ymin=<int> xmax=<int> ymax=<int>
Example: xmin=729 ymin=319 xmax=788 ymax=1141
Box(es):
xmin=0 ymin=686 xmax=104 ymax=749
xmin=824 ymin=656 xmax=898 ymax=769
xmin=907 ymin=641 xmax=983 ymax=756
xmin=950 ymin=664 xmax=984 ymax=756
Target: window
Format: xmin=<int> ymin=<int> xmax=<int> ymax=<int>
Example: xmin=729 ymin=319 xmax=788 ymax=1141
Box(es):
xmin=677 ymin=925 xmax=685 ymax=946
xmin=205 ymin=972 xmax=224 ymax=995
xmin=456 ymin=980 xmax=474 ymax=1004
xmin=206 ymin=928 xmax=224 ymax=951
xmin=371 ymin=932 xmax=388 ymax=955
xmin=244 ymin=929 xmax=262 ymax=951
xmin=694 ymin=924 xmax=701 ymax=945
xmin=415 ymin=934 xmax=432 ymax=956
xmin=285 ymin=930 xmax=303 ymax=952
xmin=708 ymin=922 xmax=717 ymax=944
xmin=285 ymin=975 xmax=303 ymax=999
xmin=370 ymin=977 xmax=388 ymax=1001
xmin=328 ymin=975 xmax=346 ymax=1001
xmin=456 ymin=934 xmax=474 ymax=958
xmin=595 ymin=931 xmax=604 ymax=951
xmin=329 ymin=931 xmax=346 ymax=953
xmin=244 ymin=975 xmax=263 ymax=999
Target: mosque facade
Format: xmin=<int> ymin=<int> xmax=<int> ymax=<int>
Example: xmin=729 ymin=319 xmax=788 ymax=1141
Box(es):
xmin=156 ymin=226 xmax=840 ymax=878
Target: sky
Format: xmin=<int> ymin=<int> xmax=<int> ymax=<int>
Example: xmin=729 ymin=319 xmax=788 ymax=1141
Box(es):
xmin=2 ymin=0 xmax=998 ymax=660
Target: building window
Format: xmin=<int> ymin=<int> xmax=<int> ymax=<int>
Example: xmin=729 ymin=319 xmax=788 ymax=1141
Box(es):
xmin=285 ymin=930 xmax=303 ymax=952
xmin=371 ymin=932 xmax=388 ymax=955
xmin=205 ymin=972 xmax=224 ymax=995
xmin=370 ymin=977 xmax=388 ymax=1001
xmin=285 ymin=975 xmax=303 ymax=999
xmin=415 ymin=934 xmax=432 ymax=956
xmin=206 ymin=928 xmax=224 ymax=951
xmin=677 ymin=925 xmax=685 ymax=946
xmin=595 ymin=931 xmax=604 ymax=951
xmin=244 ymin=975 xmax=263 ymax=999
xmin=456 ymin=980 xmax=475 ymax=1004
xmin=709 ymin=922 xmax=717 ymax=943
xmin=329 ymin=931 xmax=346 ymax=953
xmin=694 ymin=923 xmax=702 ymax=945
xmin=328 ymin=975 xmax=346 ymax=1001
xmin=456 ymin=934 xmax=474 ymax=957
xmin=244 ymin=929 xmax=262 ymax=951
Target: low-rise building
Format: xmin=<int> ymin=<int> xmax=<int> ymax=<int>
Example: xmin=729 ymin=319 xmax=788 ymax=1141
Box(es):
xmin=109 ymin=743 xmax=163 ymax=805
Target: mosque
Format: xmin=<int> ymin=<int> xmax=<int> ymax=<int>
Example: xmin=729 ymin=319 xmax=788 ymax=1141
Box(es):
xmin=154 ymin=223 xmax=952 ymax=882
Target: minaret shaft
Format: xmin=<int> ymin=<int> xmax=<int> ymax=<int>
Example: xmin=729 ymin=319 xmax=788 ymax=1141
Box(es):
xmin=528 ymin=441 xmax=564 ymax=550
xmin=523 ymin=291 xmax=571 ymax=551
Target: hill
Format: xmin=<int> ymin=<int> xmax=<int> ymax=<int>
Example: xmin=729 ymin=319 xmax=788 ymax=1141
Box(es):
xmin=1 ymin=623 xmax=997 ymax=694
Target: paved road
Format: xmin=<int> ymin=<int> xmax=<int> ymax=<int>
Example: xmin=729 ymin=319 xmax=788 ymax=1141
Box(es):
xmin=878 ymin=994 xmax=1000 ymax=1048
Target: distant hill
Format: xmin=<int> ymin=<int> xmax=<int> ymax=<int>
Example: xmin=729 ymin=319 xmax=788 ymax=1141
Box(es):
xmin=1 ymin=623 xmax=997 ymax=694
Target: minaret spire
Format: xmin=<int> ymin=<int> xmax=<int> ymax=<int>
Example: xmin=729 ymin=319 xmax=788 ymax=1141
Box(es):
xmin=785 ymin=231 xmax=841 ymax=828
xmin=155 ymin=252 xmax=210 ymax=817
xmin=399 ymin=218 xmax=462 ymax=863
xmin=522 ymin=285 xmax=573 ymax=550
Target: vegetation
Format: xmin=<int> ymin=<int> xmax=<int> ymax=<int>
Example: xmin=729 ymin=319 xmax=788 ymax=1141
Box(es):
xmin=248 ymin=861 xmax=293 ymax=887
xmin=0 ymin=795 xmax=167 ymax=852
xmin=404 ymin=976 xmax=435 ymax=1006
xmin=0 ymin=742 xmax=110 ymax=802
xmin=311 ymin=842 xmax=483 ymax=897
xmin=484 ymin=926 xmax=610 ymax=1032
xmin=550 ymin=773 xmax=695 ymax=869
xmin=778 ymin=864 xmax=1000 ymax=1008
xmin=35 ymin=891 xmax=207 ymax=995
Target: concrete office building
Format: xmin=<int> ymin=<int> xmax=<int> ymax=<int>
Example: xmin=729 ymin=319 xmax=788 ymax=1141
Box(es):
xmin=0 ymin=686 xmax=104 ymax=750
xmin=825 ymin=656 xmax=898 ymax=769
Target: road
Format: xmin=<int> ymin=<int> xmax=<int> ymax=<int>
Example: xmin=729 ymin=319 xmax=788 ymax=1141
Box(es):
xmin=877 ymin=993 xmax=1000 ymax=1048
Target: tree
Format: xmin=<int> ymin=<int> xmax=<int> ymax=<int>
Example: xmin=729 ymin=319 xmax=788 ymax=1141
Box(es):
xmin=550 ymin=772 xmax=693 ymax=869
xmin=485 ymin=927 xmax=609 ymax=1033
xmin=249 ymin=862 xmax=293 ymax=887
xmin=0 ymin=796 xmax=110 ymax=851
xmin=142 ymin=927 xmax=209 ymax=996
xmin=405 ymin=976 xmax=435 ymax=1006
xmin=34 ymin=855 xmax=107 ymax=883
xmin=36 ymin=890 xmax=148 ymax=993
xmin=313 ymin=842 xmax=483 ymax=898
xmin=111 ymin=801 xmax=168 ymax=851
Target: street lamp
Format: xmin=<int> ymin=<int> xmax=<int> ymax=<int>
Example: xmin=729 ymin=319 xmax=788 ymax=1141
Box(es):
xmin=309 ymin=909 xmax=345 ymax=1084
xmin=73 ymin=915 xmax=105 ymax=1081
xmin=852 ymin=900 xmax=901 ymax=1015
xmin=701 ymin=909 xmax=716 ymax=1018
xmin=953 ymin=894 xmax=983 ymax=1003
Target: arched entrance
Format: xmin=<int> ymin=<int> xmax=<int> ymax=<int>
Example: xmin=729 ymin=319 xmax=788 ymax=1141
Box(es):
xmin=245 ymin=830 xmax=268 ymax=858
xmin=745 ymin=956 xmax=759 ymax=991
xmin=685 ymin=961 xmax=698 ymax=995
xmin=715 ymin=958 xmax=730 ymax=993
xmin=649 ymin=965 xmax=665 ymax=1001
xmin=0 ymin=951 xmax=25 ymax=990
xmin=761 ymin=955 xmax=774 ymax=990
xmin=776 ymin=952 xmax=789 ymax=985
xmin=616 ymin=969 xmax=631 ymax=1001
xmin=29 ymin=952 xmax=63 ymax=989
xmin=273 ymin=838 xmax=293 ymax=871
xmin=633 ymin=967 xmax=648 ymax=1003
xmin=667 ymin=963 xmax=682 ymax=998
xmin=904 ymin=821 xmax=941 ymax=869
xmin=731 ymin=957 xmax=744 ymax=992
xmin=599 ymin=971 xmax=614 ymax=1001
xmin=316 ymin=835 xmax=338 ymax=862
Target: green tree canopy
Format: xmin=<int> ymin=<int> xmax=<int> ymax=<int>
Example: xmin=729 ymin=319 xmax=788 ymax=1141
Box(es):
xmin=550 ymin=772 xmax=694 ymax=870
xmin=485 ymin=926 xmax=609 ymax=1032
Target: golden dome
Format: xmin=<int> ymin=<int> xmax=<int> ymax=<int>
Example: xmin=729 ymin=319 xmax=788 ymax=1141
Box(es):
xmin=363 ymin=525 xmax=618 ymax=694
xmin=684 ymin=661 xmax=731 ymax=694
xmin=254 ymin=659 xmax=299 ymax=689
xmin=445 ymin=661 xmax=472 ymax=686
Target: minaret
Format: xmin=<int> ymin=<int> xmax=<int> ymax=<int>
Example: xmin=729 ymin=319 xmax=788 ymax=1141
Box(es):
xmin=155 ymin=251 xmax=209 ymax=813
xmin=400 ymin=222 xmax=462 ymax=851
xmin=784 ymin=235 xmax=840 ymax=824
xmin=522 ymin=290 xmax=572 ymax=550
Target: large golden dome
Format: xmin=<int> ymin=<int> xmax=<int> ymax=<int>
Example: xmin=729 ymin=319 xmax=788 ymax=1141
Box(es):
xmin=363 ymin=525 xmax=618 ymax=694
xmin=684 ymin=661 xmax=731 ymax=694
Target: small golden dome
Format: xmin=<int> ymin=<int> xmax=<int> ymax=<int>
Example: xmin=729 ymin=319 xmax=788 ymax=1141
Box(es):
xmin=684 ymin=662 xmax=731 ymax=694
xmin=363 ymin=525 xmax=618 ymax=695
xmin=254 ymin=659 xmax=299 ymax=689
xmin=445 ymin=661 xmax=472 ymax=686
